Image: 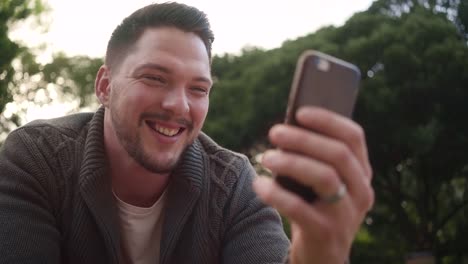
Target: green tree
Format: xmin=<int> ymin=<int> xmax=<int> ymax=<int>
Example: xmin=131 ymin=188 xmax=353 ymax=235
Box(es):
xmin=0 ymin=52 xmax=102 ymax=143
xmin=206 ymin=1 xmax=468 ymax=263
xmin=0 ymin=0 xmax=49 ymax=143
xmin=0 ymin=0 xmax=47 ymax=113
xmin=41 ymin=53 xmax=103 ymax=108
xmin=350 ymin=3 xmax=468 ymax=263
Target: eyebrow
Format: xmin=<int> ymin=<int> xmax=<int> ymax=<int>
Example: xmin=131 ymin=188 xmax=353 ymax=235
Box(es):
xmin=134 ymin=63 xmax=213 ymax=86
xmin=135 ymin=63 xmax=171 ymax=74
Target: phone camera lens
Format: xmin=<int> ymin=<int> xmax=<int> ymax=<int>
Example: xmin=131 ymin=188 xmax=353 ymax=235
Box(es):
xmin=311 ymin=57 xmax=330 ymax=72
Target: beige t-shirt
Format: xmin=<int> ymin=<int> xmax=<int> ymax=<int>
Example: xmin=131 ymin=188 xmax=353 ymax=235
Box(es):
xmin=114 ymin=191 xmax=167 ymax=264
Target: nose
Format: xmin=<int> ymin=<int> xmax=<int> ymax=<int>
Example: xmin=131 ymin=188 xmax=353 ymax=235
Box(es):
xmin=161 ymin=87 xmax=190 ymax=115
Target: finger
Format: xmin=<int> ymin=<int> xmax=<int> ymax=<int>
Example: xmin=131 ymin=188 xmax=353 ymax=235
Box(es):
xmin=252 ymin=176 xmax=327 ymax=228
xmin=261 ymin=149 xmax=342 ymax=199
xmin=296 ymin=107 xmax=372 ymax=180
xmin=269 ymin=124 xmax=367 ymax=197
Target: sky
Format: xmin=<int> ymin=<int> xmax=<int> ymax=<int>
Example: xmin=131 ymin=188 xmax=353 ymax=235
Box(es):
xmin=8 ymin=0 xmax=375 ymax=123
xmin=12 ymin=0 xmax=375 ymax=60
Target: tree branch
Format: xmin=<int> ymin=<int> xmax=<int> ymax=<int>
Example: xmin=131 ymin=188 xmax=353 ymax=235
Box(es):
xmin=435 ymin=198 xmax=468 ymax=232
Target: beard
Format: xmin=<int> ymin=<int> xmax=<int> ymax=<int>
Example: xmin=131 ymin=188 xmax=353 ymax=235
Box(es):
xmin=110 ymin=108 xmax=194 ymax=174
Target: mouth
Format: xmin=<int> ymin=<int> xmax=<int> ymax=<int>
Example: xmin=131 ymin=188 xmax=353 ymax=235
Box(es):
xmin=145 ymin=121 xmax=185 ymax=137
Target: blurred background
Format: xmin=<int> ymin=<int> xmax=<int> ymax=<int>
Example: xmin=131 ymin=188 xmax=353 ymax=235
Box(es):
xmin=1 ymin=0 xmax=467 ymax=263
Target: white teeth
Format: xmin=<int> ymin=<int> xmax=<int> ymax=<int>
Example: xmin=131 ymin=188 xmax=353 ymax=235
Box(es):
xmin=154 ymin=124 xmax=179 ymax=136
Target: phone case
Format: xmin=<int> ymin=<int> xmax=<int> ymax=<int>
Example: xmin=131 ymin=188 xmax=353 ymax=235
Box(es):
xmin=275 ymin=50 xmax=361 ymax=203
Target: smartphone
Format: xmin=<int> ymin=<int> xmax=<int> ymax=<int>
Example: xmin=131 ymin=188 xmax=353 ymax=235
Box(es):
xmin=275 ymin=50 xmax=361 ymax=203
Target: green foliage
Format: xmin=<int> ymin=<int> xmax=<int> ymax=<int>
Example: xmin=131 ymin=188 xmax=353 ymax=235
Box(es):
xmin=205 ymin=27 xmax=344 ymax=152
xmin=340 ymin=5 xmax=468 ymax=264
xmin=42 ymin=53 xmax=103 ymax=107
xmin=0 ymin=51 xmax=102 ymax=143
xmin=207 ymin=1 xmax=468 ymax=263
xmin=206 ymin=47 xmax=295 ymax=151
xmin=0 ymin=0 xmax=48 ymax=114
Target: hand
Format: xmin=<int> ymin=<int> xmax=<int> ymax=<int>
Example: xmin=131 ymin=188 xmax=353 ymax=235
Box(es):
xmin=253 ymin=106 xmax=374 ymax=264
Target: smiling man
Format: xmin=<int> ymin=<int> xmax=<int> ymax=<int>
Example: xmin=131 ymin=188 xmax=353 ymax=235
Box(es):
xmin=0 ymin=2 xmax=374 ymax=264
xmin=99 ymin=26 xmax=214 ymax=208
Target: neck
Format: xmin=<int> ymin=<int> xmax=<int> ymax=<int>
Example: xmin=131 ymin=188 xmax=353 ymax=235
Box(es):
xmin=110 ymin=160 xmax=170 ymax=207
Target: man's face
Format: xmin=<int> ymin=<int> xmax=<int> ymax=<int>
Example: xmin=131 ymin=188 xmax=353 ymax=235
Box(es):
xmin=103 ymin=27 xmax=212 ymax=173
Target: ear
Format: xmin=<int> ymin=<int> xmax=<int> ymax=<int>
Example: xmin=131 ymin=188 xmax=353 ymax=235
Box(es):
xmin=95 ymin=65 xmax=111 ymax=107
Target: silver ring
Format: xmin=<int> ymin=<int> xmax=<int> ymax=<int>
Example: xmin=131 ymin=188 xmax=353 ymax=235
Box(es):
xmin=322 ymin=183 xmax=347 ymax=204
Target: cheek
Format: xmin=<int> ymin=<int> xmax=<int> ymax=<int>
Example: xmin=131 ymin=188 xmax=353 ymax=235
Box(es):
xmin=191 ymin=99 xmax=209 ymax=127
xmin=112 ymin=84 xmax=150 ymax=110
xmin=109 ymin=91 xmax=146 ymax=128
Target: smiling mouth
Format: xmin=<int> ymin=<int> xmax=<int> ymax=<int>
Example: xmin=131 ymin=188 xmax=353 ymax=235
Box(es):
xmin=146 ymin=121 xmax=185 ymax=137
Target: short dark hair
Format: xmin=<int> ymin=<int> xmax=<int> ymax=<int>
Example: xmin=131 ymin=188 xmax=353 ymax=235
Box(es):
xmin=105 ymin=2 xmax=214 ymax=70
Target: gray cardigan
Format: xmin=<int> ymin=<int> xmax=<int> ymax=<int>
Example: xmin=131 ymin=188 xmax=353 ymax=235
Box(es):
xmin=0 ymin=107 xmax=290 ymax=263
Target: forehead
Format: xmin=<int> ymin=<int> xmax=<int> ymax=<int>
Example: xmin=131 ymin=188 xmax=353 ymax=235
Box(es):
xmin=118 ymin=27 xmax=211 ymax=77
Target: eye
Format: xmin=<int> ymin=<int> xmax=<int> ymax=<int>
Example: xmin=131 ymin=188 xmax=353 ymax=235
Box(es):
xmin=142 ymin=75 xmax=166 ymax=85
xmin=190 ymin=86 xmax=209 ymax=95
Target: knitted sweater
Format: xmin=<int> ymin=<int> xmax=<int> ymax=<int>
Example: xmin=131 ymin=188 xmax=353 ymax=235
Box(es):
xmin=0 ymin=107 xmax=290 ymax=264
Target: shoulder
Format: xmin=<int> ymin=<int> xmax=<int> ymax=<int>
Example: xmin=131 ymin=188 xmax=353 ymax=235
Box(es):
xmin=195 ymin=132 xmax=258 ymax=210
xmin=5 ymin=111 xmax=95 ymax=151
xmin=21 ymin=111 xmax=94 ymax=139
xmin=196 ymin=132 xmax=254 ymax=180
xmin=1 ymin=111 xmax=97 ymax=180
xmin=194 ymin=133 xmax=289 ymax=255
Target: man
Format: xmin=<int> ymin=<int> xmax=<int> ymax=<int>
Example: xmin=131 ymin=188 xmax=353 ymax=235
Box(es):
xmin=0 ymin=2 xmax=374 ymax=264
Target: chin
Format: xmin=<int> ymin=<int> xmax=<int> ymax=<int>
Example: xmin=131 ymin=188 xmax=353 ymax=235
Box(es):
xmin=140 ymin=148 xmax=185 ymax=174
xmin=139 ymin=158 xmax=179 ymax=174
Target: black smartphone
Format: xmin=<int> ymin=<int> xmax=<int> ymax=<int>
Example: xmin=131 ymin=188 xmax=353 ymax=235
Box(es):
xmin=275 ymin=50 xmax=361 ymax=203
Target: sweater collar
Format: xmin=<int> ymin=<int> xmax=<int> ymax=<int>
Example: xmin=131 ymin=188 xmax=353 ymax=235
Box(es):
xmin=78 ymin=107 xmax=120 ymax=264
